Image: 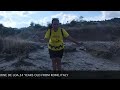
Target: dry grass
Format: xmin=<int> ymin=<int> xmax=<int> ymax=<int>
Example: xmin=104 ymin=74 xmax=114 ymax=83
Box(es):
xmin=0 ymin=36 xmax=38 ymax=59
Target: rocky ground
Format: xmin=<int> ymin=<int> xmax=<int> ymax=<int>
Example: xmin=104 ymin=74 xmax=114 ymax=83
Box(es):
xmin=0 ymin=41 xmax=120 ymax=71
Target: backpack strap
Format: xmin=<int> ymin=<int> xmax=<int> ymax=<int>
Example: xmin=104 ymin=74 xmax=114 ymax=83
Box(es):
xmin=49 ymin=29 xmax=51 ymax=38
xmin=61 ymin=28 xmax=64 ymax=38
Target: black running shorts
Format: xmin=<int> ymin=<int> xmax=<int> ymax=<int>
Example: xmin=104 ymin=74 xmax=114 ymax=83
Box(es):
xmin=49 ymin=49 xmax=64 ymax=59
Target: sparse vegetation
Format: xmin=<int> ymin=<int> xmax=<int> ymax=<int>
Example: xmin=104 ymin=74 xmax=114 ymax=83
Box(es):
xmin=0 ymin=37 xmax=41 ymax=60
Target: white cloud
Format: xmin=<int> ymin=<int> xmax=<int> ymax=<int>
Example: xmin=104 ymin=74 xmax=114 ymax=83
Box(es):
xmin=39 ymin=17 xmax=50 ymax=26
xmin=0 ymin=17 xmax=16 ymax=28
xmin=82 ymin=11 xmax=120 ymax=21
xmin=51 ymin=12 xmax=63 ymax=18
xmin=37 ymin=12 xmax=78 ymax=26
xmin=101 ymin=11 xmax=120 ymax=19
xmin=61 ymin=14 xmax=78 ymax=24
xmin=84 ymin=14 xmax=105 ymax=21
xmin=51 ymin=12 xmax=78 ymax=24
xmin=0 ymin=11 xmax=35 ymax=18
xmin=0 ymin=11 xmax=36 ymax=28
xmin=0 ymin=11 xmax=120 ymax=28
xmin=11 ymin=11 xmax=35 ymax=17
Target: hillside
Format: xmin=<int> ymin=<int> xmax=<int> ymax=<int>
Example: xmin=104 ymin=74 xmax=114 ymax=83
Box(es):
xmin=0 ymin=18 xmax=120 ymax=42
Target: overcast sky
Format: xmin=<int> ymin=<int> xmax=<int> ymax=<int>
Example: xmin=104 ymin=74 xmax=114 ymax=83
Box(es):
xmin=0 ymin=11 xmax=119 ymax=28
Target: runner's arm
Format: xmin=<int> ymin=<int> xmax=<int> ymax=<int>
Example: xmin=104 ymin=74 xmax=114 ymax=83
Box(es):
xmin=66 ymin=36 xmax=81 ymax=46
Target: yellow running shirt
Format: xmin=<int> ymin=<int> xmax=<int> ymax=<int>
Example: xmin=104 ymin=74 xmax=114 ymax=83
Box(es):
xmin=45 ymin=27 xmax=69 ymax=51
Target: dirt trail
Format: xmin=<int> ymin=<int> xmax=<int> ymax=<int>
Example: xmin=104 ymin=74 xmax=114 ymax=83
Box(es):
xmin=0 ymin=43 xmax=120 ymax=71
